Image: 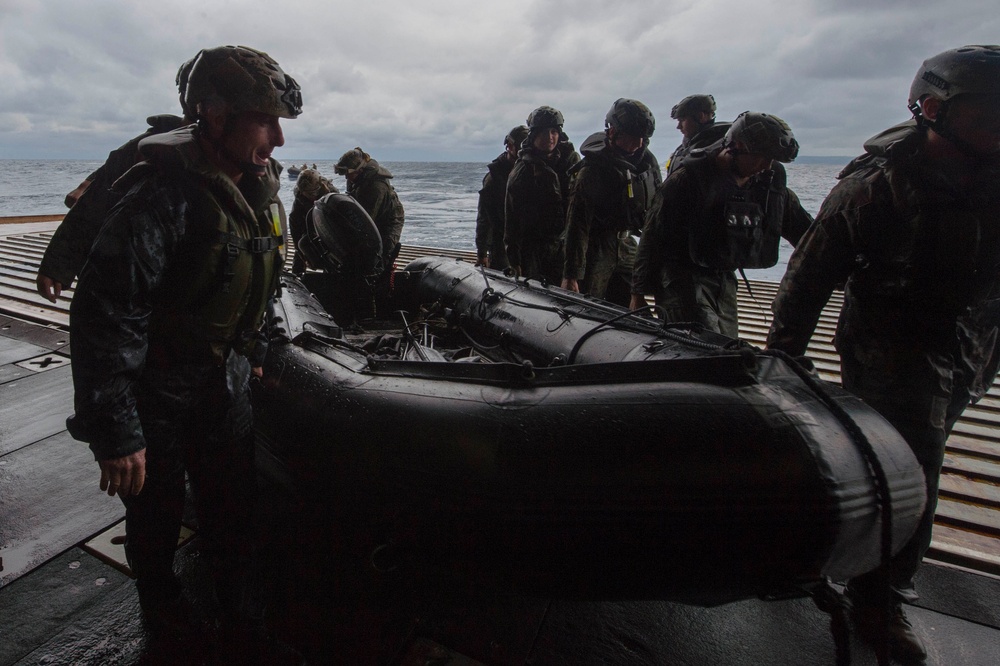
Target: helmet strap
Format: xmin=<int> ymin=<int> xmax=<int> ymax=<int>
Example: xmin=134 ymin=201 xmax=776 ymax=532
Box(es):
xmin=203 ymin=114 xmax=267 ymax=178
xmin=923 ymin=98 xmax=989 ymax=161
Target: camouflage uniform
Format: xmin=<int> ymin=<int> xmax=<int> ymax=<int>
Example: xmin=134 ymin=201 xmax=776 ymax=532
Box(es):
xmin=289 ymin=168 xmax=336 ymax=274
xmin=68 ymin=125 xmax=285 ymax=607
xmin=475 ymin=152 xmax=515 ymax=270
xmin=564 ymin=131 xmax=661 ymax=306
xmin=38 ymin=115 xmax=186 ymax=288
xmin=767 ymin=120 xmax=1000 ymax=604
xmin=665 ymin=121 xmax=731 ymax=175
xmin=633 ymin=146 xmax=812 ymax=337
xmin=345 ymin=159 xmax=405 ymax=263
xmin=39 ymin=114 xmax=289 ymax=291
xmin=505 ymin=140 xmax=580 ymax=283
xmin=341 ymin=158 xmax=404 ymax=318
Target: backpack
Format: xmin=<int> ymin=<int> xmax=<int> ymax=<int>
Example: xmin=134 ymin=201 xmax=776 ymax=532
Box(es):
xmin=683 ymin=151 xmax=787 ymax=271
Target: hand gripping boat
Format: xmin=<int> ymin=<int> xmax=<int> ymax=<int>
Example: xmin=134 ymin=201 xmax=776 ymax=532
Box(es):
xmin=252 ymin=195 xmax=925 ymax=605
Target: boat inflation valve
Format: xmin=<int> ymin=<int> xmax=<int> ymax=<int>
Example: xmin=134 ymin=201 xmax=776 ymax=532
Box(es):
xmin=370 ymin=543 xmax=402 ymax=574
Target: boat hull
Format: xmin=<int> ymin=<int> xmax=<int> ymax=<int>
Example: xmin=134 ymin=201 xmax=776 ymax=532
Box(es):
xmin=252 ymin=259 xmax=926 ymax=604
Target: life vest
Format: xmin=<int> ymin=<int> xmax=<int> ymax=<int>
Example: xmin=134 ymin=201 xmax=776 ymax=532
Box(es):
xmin=683 ymin=150 xmax=788 ymax=271
xmin=569 ymin=133 xmax=660 ymax=233
xmin=145 ymin=168 xmax=284 ymax=365
xmin=623 ymin=161 xmax=659 ymax=232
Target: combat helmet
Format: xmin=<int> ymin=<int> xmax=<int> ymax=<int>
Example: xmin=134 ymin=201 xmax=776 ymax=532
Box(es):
xmin=184 ymin=45 xmax=302 ymax=120
xmin=334 ymin=147 xmax=371 ymax=175
xmin=908 ymin=45 xmax=1000 ymax=119
xmin=176 ymin=55 xmax=197 ymax=118
xmin=505 ymin=125 xmax=530 ymax=149
xmin=724 ymin=111 xmax=799 ymax=163
xmin=526 ymin=106 xmax=565 ymax=130
xmin=671 ymin=94 xmax=716 ymax=120
xmin=605 ymin=98 xmax=656 ymax=138
xmin=299 ymin=193 xmax=384 ymax=279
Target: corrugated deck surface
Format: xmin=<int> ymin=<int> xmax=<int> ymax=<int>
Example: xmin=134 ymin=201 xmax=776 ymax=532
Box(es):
xmin=2 ymin=218 xmax=998 ymax=577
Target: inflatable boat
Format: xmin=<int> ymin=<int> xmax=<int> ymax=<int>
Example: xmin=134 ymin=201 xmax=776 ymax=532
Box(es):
xmin=252 ymin=256 xmax=926 ymax=605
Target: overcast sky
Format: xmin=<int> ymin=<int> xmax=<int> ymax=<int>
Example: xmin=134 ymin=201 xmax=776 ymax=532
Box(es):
xmin=2 ymin=0 xmax=998 ymax=162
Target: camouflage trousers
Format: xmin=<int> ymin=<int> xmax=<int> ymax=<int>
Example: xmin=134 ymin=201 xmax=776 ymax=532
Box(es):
xmin=654 ymin=268 xmax=739 ymax=338
xmin=579 ymin=231 xmax=637 ymax=308
xmin=125 ymin=350 xmax=259 ymax=615
xmin=840 ymin=339 xmax=968 ymax=605
xmin=519 ymin=235 xmax=565 ymax=285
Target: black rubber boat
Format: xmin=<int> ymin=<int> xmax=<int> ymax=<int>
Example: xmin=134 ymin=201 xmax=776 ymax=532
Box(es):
xmin=252 ymin=256 xmax=926 ymax=605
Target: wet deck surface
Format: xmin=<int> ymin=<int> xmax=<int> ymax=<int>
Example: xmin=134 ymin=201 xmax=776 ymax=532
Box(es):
xmin=2 ymin=220 xmax=1000 ymax=664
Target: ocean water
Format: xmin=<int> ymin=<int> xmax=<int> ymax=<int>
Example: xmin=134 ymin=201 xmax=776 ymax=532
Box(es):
xmin=0 ymin=157 xmax=848 ymax=281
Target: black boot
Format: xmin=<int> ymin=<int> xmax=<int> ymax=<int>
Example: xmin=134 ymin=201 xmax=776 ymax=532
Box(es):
xmin=215 ymin=619 xmax=305 ymax=666
xmin=852 ymin=600 xmax=928 ymax=665
xmin=137 ymin=578 xmax=211 ymax=639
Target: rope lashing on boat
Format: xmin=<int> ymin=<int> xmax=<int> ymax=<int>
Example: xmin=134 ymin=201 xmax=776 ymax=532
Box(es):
xmin=473 ymin=266 xmax=672 ymax=336
xmin=763 ymin=348 xmax=896 ymax=666
xmin=658 ymin=321 xmax=749 ymax=353
xmin=565 ymin=305 xmax=669 ymax=364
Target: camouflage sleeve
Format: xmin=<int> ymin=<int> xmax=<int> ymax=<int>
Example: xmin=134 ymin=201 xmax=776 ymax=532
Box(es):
xmin=38 ymin=165 xmax=116 ymax=286
xmin=563 ymin=167 xmax=595 ymax=281
xmin=288 ymin=194 xmax=310 ymax=246
xmin=504 ymin=164 xmax=526 ymax=271
xmin=631 ymin=172 xmax=690 ymax=295
xmin=68 ymin=175 xmax=188 ymax=461
xmin=780 ymin=187 xmax=815 ymax=248
xmin=475 ymin=172 xmax=492 ymax=258
xmin=39 ymin=135 xmax=147 ymax=286
xmin=356 ymin=180 xmax=405 ymax=256
xmin=766 ymin=179 xmax=864 ymax=356
xmin=385 ymin=187 xmax=405 ymax=253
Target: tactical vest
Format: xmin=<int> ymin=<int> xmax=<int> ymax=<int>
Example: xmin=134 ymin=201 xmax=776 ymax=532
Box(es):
xmin=845 ymin=160 xmax=1000 ymax=320
xmin=149 ymin=171 xmax=283 ymax=365
xmin=567 ymin=148 xmax=659 ymax=233
xmin=683 ymin=153 xmax=788 ymax=271
xmin=624 ymin=164 xmax=659 ymax=232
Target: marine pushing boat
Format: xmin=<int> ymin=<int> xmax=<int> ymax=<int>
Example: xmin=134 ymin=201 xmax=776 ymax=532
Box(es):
xmin=251 ymin=202 xmax=927 ymax=605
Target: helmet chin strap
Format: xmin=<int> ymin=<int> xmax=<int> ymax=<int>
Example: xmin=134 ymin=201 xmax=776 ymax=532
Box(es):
xmin=918 ymin=100 xmax=990 ymax=162
xmin=205 ymin=115 xmax=267 ymax=178
xmin=725 ymin=147 xmax=747 ymax=177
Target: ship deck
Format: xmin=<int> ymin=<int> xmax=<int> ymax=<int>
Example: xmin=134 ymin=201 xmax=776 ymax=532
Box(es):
xmin=2 ymin=216 xmax=999 ymax=664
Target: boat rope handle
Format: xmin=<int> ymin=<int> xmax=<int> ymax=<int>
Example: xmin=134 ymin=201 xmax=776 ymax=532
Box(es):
xmin=762 ymin=348 xmax=895 ymax=666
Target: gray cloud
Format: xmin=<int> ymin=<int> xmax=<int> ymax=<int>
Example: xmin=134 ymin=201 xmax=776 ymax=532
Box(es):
xmin=1 ymin=0 xmax=997 ymax=161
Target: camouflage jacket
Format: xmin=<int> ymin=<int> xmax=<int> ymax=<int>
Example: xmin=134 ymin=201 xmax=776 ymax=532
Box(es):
xmin=289 ymin=169 xmax=337 ymax=250
xmin=39 ymin=115 xmax=186 ymax=286
xmin=632 ymin=148 xmax=811 ymax=295
xmin=69 ymin=126 xmax=284 ymax=461
xmin=346 ymin=159 xmax=405 ymax=259
xmin=665 ymin=122 xmax=731 ymax=175
xmin=767 ymin=121 xmax=1000 ymax=400
xmin=475 ymin=152 xmax=515 ymax=263
xmin=504 ymin=141 xmax=580 ymax=271
xmin=563 ymin=132 xmax=661 ymax=280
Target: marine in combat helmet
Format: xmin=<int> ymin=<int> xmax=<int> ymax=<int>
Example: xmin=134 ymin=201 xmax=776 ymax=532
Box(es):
xmin=475 ymin=125 xmax=528 ymax=270
xmin=666 ymin=94 xmax=731 ymax=175
xmin=767 ymin=45 xmax=1000 ymax=665
xmin=562 ymin=98 xmax=661 ymax=306
xmin=67 ymin=45 xmax=303 ymax=661
xmin=504 ymin=105 xmax=581 ymax=283
xmin=631 ymin=110 xmax=813 ymax=336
